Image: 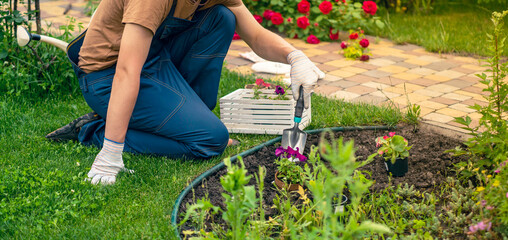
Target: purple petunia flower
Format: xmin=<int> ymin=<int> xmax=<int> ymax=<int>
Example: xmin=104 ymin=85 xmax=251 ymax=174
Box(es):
xmin=275 ymin=85 xmax=285 ymax=95
xmin=275 ymin=146 xmax=285 ymax=157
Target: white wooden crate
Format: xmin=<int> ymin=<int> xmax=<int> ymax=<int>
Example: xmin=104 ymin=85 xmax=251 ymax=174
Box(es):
xmin=220 ymin=89 xmax=311 ymax=135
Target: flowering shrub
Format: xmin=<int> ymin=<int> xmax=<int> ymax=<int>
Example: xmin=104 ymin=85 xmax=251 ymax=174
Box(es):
xmin=275 ymin=146 xmax=307 ymax=185
xmin=245 ymin=0 xmax=384 ymax=43
xmin=375 ymin=132 xmax=412 ymax=163
xmin=341 ymin=30 xmax=371 ymax=61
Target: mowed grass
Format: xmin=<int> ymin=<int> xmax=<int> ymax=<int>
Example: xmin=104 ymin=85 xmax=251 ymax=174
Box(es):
xmin=372 ymin=1 xmax=508 ymax=57
xmin=0 ymin=68 xmax=402 ymax=239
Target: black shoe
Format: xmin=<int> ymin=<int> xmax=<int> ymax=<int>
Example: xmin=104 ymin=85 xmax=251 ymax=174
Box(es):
xmin=46 ymin=112 xmax=101 ymax=142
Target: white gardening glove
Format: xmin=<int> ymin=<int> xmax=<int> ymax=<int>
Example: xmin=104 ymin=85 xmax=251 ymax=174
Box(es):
xmin=87 ymin=138 xmax=126 ymax=185
xmin=287 ymin=50 xmax=325 ymax=108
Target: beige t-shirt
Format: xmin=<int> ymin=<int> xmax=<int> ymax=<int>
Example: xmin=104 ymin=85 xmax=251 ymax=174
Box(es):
xmin=78 ymin=0 xmax=241 ymax=73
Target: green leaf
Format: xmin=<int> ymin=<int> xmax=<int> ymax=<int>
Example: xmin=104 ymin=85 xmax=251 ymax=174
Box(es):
xmin=375 ymin=19 xmax=385 ymax=29
xmin=0 ymin=50 xmax=7 ymax=59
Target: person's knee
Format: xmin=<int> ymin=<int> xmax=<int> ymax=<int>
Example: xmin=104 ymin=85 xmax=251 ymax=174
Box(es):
xmin=207 ymin=5 xmax=236 ymax=34
xmin=189 ymin=124 xmax=229 ymax=159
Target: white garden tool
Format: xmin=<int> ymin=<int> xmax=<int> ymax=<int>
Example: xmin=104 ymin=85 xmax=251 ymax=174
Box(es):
xmin=16 ymin=26 xmax=69 ymax=52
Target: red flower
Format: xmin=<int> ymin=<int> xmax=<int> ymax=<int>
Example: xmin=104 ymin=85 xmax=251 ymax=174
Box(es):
xmin=287 ymin=17 xmax=293 ymax=23
xmin=362 ymin=1 xmax=377 ymax=15
xmin=359 ymin=38 xmax=369 ymax=48
xmin=349 ymin=32 xmax=358 ymax=40
xmin=233 ymin=32 xmax=241 ymax=40
xmin=297 ymin=16 xmax=310 ymax=29
xmin=314 ymin=23 xmax=319 ymax=27
xmin=340 ymin=41 xmax=347 ymax=49
xmin=293 ymin=34 xmax=299 ymax=39
xmin=360 ymin=55 xmax=370 ymax=61
xmin=329 ymin=28 xmax=339 ymax=40
xmin=307 ymin=35 xmax=320 ymax=44
xmin=254 ymin=14 xmax=263 ymax=24
xmin=297 ymin=0 xmax=311 ymax=14
xmin=263 ymin=9 xmax=275 ymax=20
xmin=271 ymin=12 xmax=284 ymax=25
xmin=319 ymin=1 xmax=333 ymax=15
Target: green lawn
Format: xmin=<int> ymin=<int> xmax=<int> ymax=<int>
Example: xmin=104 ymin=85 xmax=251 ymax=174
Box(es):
xmin=0 ymin=68 xmax=403 ymax=239
xmin=372 ymin=1 xmax=508 ymax=57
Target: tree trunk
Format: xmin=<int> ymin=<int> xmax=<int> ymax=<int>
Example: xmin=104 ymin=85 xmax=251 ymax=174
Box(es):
xmin=35 ymin=0 xmax=41 ymax=34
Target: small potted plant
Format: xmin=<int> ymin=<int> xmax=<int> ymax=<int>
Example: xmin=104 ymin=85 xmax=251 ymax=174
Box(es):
xmin=274 ymin=146 xmax=307 ymax=191
xmin=375 ymin=132 xmax=412 ymax=177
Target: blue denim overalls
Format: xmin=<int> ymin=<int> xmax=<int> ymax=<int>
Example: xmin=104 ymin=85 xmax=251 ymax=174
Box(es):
xmin=66 ymin=1 xmax=236 ymax=159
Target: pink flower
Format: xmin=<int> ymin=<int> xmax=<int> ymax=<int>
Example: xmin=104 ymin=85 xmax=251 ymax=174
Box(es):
xmin=271 ymin=12 xmax=284 ymax=25
xmin=298 ymin=0 xmax=311 ymax=14
xmin=378 ymin=150 xmax=384 ymax=155
xmin=286 ymin=146 xmax=299 ymax=156
xmin=297 ymin=16 xmax=310 ymax=29
xmin=307 ymin=35 xmax=320 ymax=44
xmin=329 ymin=28 xmax=339 ymax=40
xmin=383 ymin=136 xmax=388 ymax=140
xmin=359 ymin=38 xmax=370 ymax=48
xmin=486 ymin=206 xmax=494 ymax=210
xmin=256 ymin=78 xmax=264 ymax=86
xmin=360 ymin=55 xmax=370 ymax=61
xmin=263 ymin=9 xmax=275 ymax=20
xmin=275 ymin=146 xmax=285 ymax=157
xmin=319 ymin=0 xmax=333 ymax=15
xmin=340 ymin=41 xmax=347 ymax=49
xmin=362 ymin=1 xmax=378 ymax=15
xmin=389 ymin=132 xmax=396 ymax=137
xmin=287 ymin=17 xmax=293 ymax=23
xmin=314 ymin=22 xmax=319 ymax=27
xmin=480 ymin=200 xmax=487 ymax=207
xmin=495 ymin=169 xmax=500 ymax=173
xmin=506 ymin=192 xmax=508 ymax=198
xmin=254 ymin=14 xmax=263 ymax=24
xmin=233 ymin=32 xmax=241 ymax=40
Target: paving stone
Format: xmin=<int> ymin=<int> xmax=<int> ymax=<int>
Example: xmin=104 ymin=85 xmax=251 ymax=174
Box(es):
xmin=324 ymin=59 xmax=356 ymax=67
xmin=391 ymin=53 xmax=418 ymax=59
xmin=342 ymin=66 xmax=368 ymax=74
xmin=361 ymin=81 xmax=391 ymax=90
xmin=426 ymin=84 xmax=459 ymax=93
xmin=368 ymin=58 xmax=396 ymax=67
xmin=413 ymin=89 xmax=444 ymax=97
xmin=460 ymin=86 xmax=485 ymax=95
xmin=392 ymin=93 xmax=431 ymax=104
xmin=351 ymin=95 xmax=387 ymax=105
xmin=320 ymin=53 xmax=346 ymax=61
xmin=227 ymin=50 xmax=241 ymax=57
xmin=435 ymin=70 xmax=465 ymax=79
xmin=310 ymin=56 xmax=332 ymax=64
xmin=377 ymin=65 xmax=408 ymax=73
xmin=424 ymin=61 xmax=460 ymax=71
xmin=391 ymin=44 xmax=421 ymax=51
xmin=436 ymin=108 xmax=467 ymax=118
xmin=384 ymin=86 xmax=410 ymax=95
xmin=381 ymin=56 xmax=406 ymax=62
xmin=328 ymin=80 xmax=360 ymax=88
xmin=361 ymin=70 xmax=392 ymax=78
xmin=330 ymin=91 xmax=361 ymax=101
xmin=375 ymin=76 xmax=406 ymax=86
xmin=404 ymin=58 xmax=431 ymax=66
xmin=416 ymin=55 xmax=444 ymax=63
xmin=316 ymin=63 xmax=340 ymax=72
xmin=449 ymin=103 xmax=477 ymax=113
xmin=422 ymin=113 xmax=455 ymax=123
xmin=424 ymin=74 xmax=452 ymax=82
xmin=316 ymin=42 xmax=342 ymax=51
xmin=453 ymin=56 xmax=480 ymax=64
xmin=441 ymin=93 xmax=472 ymax=101
xmin=345 ymin=85 xmax=377 ymax=95
xmin=462 ymin=99 xmax=488 ymax=107
xmin=416 ymin=100 xmax=447 ymax=109
xmin=450 ymin=67 xmax=478 ymax=74
xmin=351 ymin=62 xmax=379 ymax=70
xmin=314 ymin=85 xmax=342 ymax=96
xmin=303 ymin=48 xmax=329 ymax=57
xmin=323 ymin=74 xmax=342 ymax=82
xmin=394 ymin=61 xmax=419 ymax=69
xmin=432 ymin=97 xmax=460 ymax=105
xmin=392 ymin=72 xmax=422 ymax=81
xmin=453 ymin=90 xmax=484 ymax=100
xmin=444 ymin=79 xmax=475 ymax=89
xmin=448 ymin=120 xmax=480 ymax=130
xmin=345 ymin=75 xmax=378 ymax=83
xmin=328 ymin=69 xmax=357 ymax=78
xmin=396 ymin=83 xmax=424 ymax=92
xmin=458 ymin=75 xmax=481 ymax=83
xmin=461 ymin=64 xmax=487 ymax=71
xmin=406 ymin=67 xmax=436 ymax=76
xmin=370 ymin=90 xmax=401 ymax=99
xmin=409 ymin=78 xmax=439 ymax=87
xmin=232 ymin=66 xmax=253 ymax=75
xmin=226 ymin=57 xmax=252 ymax=66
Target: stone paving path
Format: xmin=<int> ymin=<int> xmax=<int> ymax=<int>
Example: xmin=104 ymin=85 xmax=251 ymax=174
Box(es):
xmin=36 ymin=0 xmax=489 ymax=133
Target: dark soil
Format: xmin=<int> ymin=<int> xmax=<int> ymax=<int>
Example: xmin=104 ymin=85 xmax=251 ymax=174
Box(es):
xmin=178 ymin=125 xmax=468 ymax=234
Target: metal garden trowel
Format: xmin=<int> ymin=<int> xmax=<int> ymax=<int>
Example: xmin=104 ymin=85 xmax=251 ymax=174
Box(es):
xmin=281 ymin=86 xmax=307 ymax=154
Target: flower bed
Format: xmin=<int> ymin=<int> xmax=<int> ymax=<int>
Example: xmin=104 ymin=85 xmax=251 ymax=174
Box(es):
xmin=175 ymin=125 xmax=470 ymax=238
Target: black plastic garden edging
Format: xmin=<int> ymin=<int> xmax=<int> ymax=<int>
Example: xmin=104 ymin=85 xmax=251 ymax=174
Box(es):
xmin=170 ymin=125 xmax=392 ymax=239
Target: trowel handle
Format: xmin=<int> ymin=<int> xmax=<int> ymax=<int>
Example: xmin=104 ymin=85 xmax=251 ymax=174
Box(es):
xmin=294 ymin=86 xmax=304 ymax=122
